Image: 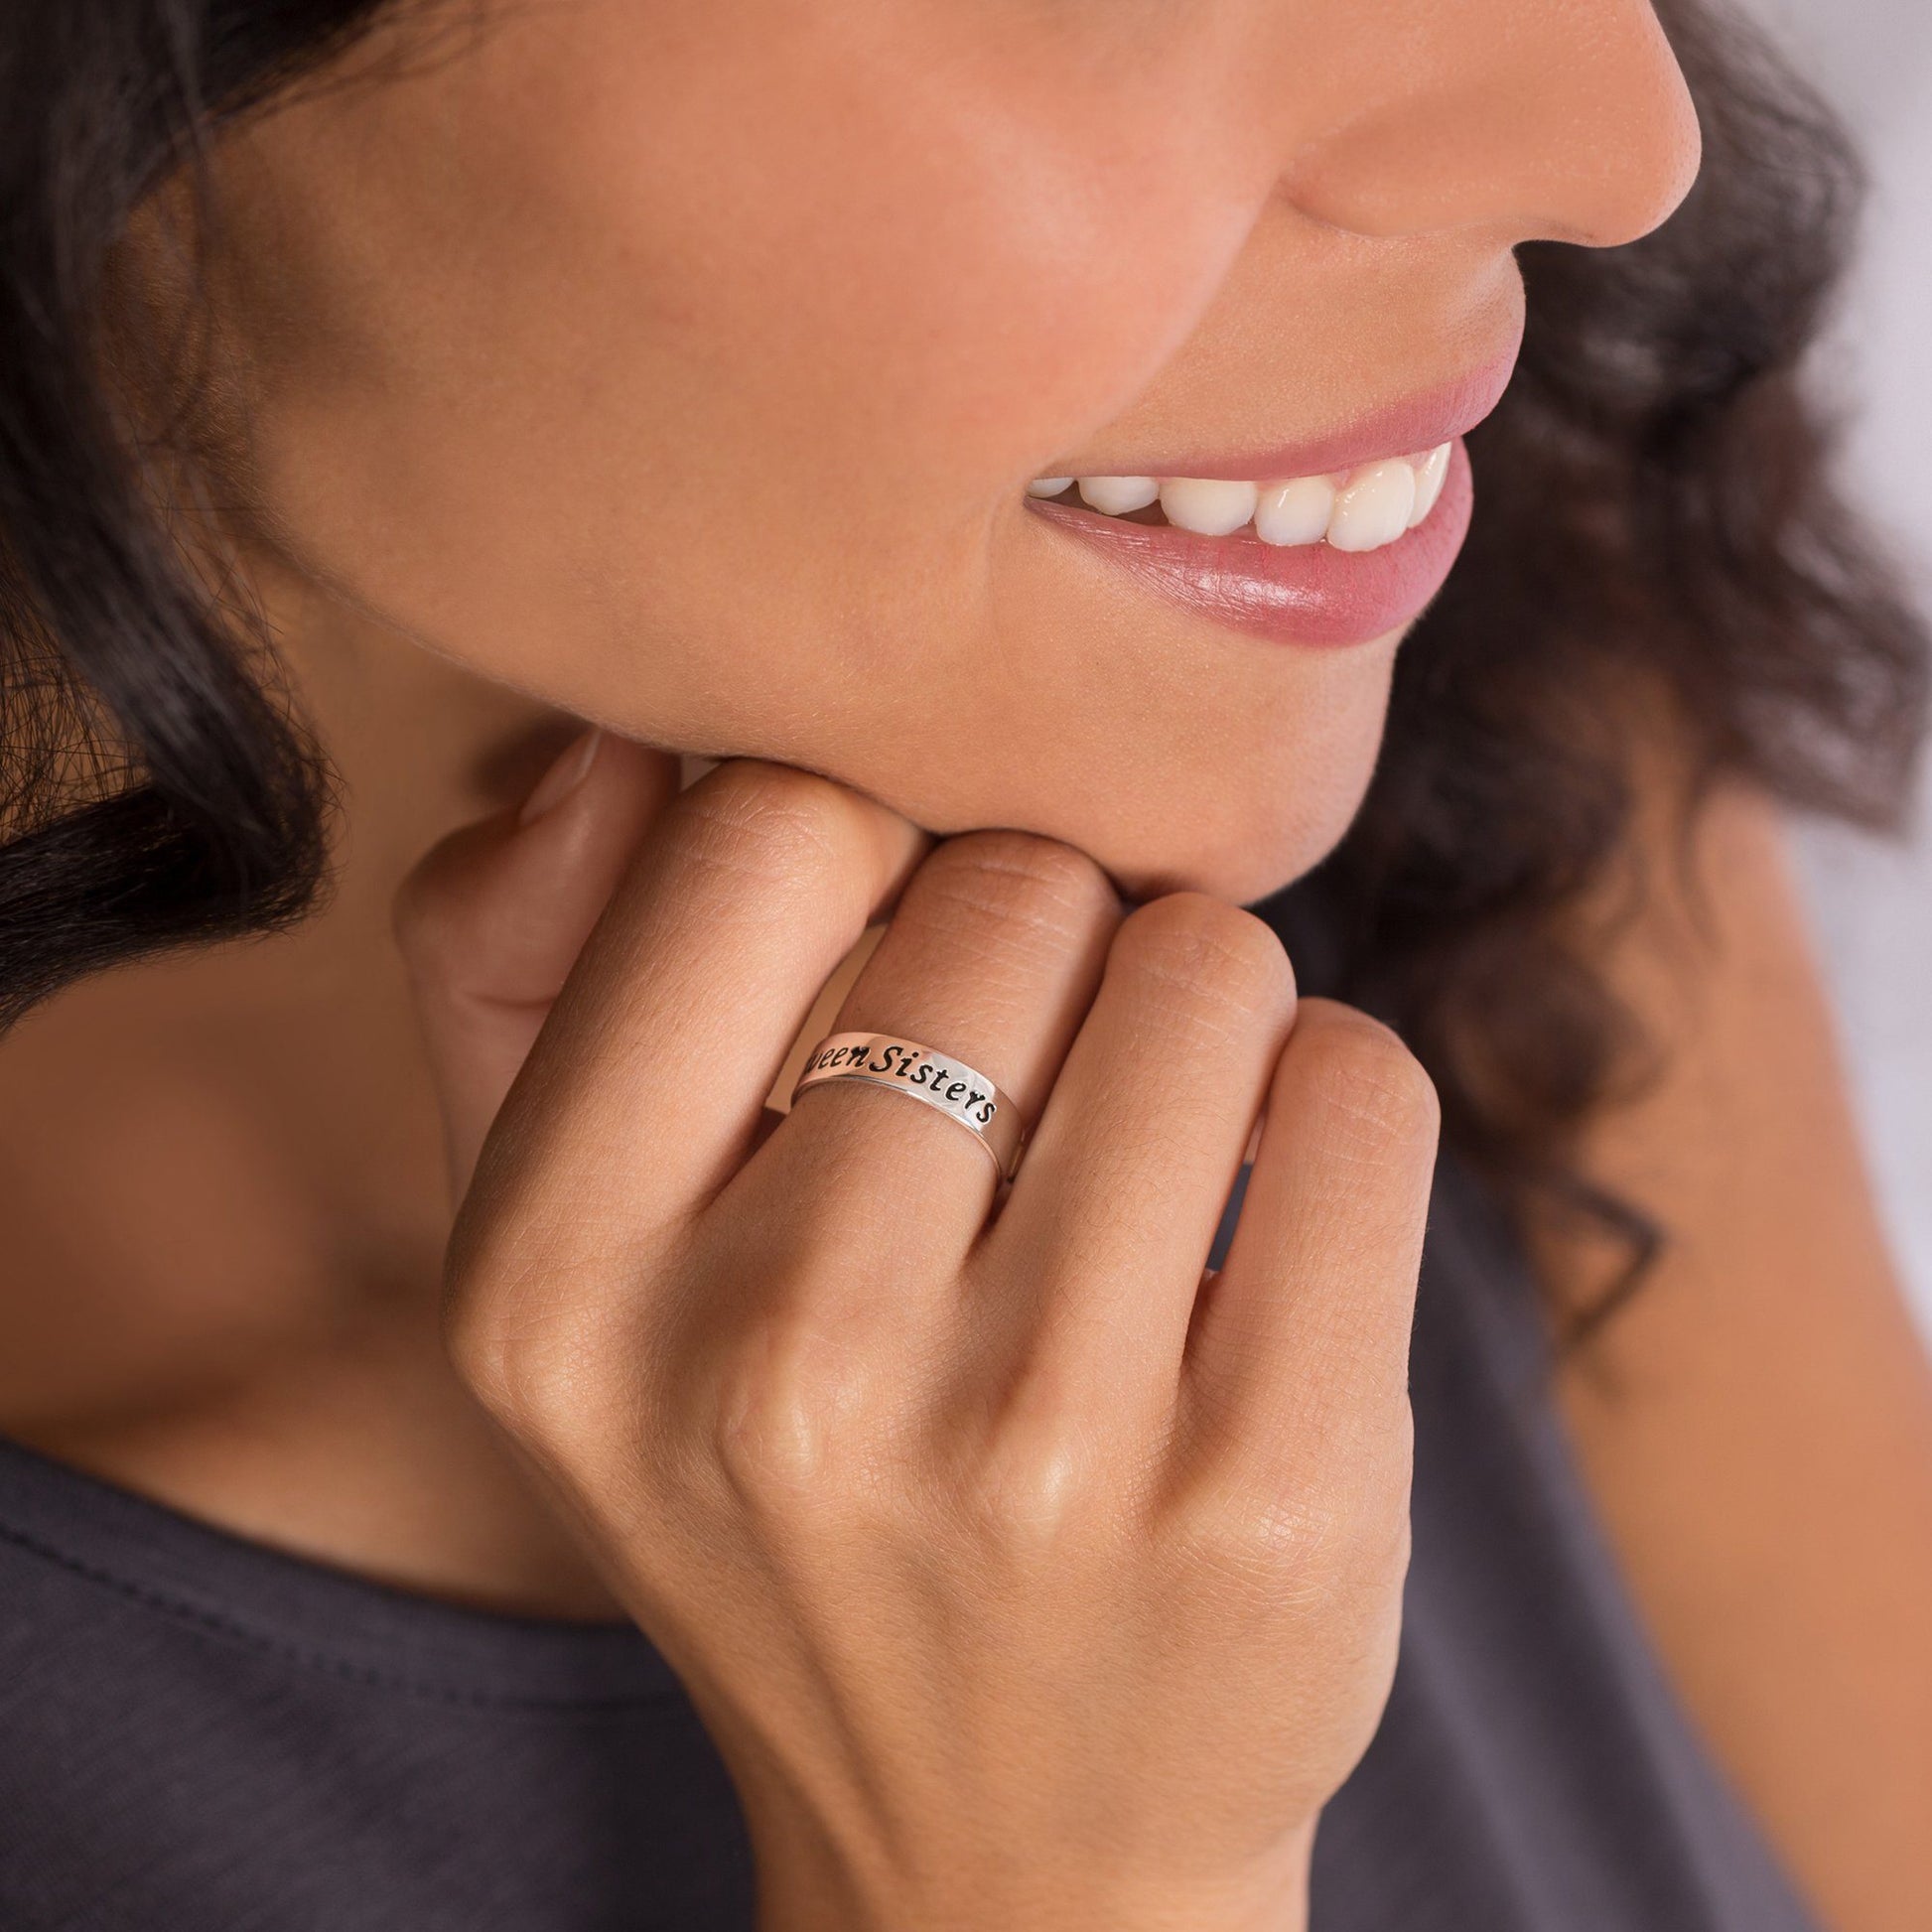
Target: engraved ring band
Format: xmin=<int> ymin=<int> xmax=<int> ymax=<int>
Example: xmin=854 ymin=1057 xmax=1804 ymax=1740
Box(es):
xmin=788 ymin=1033 xmax=1029 ymax=1183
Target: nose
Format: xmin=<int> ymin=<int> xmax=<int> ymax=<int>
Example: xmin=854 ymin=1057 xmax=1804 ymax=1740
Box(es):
xmin=1264 ymin=0 xmax=1703 ymax=251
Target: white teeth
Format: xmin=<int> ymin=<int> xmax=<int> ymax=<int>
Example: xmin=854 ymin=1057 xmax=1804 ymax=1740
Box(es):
xmin=1326 ymin=459 xmax=1417 ymax=553
xmin=1254 ymin=475 xmax=1336 ymax=548
xmin=1077 ymin=475 xmax=1160 ymax=515
xmin=1159 ymin=477 xmax=1258 ymax=537
xmin=1042 ymin=441 xmax=1452 ymax=550
xmin=1407 ymin=443 xmax=1450 ymax=528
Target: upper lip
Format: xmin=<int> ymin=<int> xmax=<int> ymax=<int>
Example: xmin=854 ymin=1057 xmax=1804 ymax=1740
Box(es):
xmin=1044 ymin=339 xmax=1523 ymax=486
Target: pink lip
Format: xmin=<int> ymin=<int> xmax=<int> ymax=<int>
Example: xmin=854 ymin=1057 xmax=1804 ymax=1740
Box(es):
xmin=1032 ymin=440 xmax=1474 ymax=649
xmin=1025 ymin=348 xmax=1515 ymax=650
xmin=1047 ymin=345 xmax=1521 ymax=485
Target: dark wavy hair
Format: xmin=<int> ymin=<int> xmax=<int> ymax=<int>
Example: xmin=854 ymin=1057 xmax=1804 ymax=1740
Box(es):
xmin=2 ymin=0 xmax=1926 ymax=1329
xmin=1297 ymin=0 xmax=1929 ymax=1329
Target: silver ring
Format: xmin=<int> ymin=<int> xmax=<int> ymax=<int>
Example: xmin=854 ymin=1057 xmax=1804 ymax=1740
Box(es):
xmin=789 ymin=1033 xmax=1028 ymax=1182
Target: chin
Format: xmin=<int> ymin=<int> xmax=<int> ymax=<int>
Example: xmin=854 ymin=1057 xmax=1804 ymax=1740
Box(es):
xmin=1035 ymin=756 xmax=1379 ymax=911
xmin=1105 ymin=823 xmax=1347 ymax=910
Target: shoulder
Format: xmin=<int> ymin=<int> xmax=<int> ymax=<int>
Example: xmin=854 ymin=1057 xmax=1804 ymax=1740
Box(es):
xmin=1533 ymin=733 xmax=1932 ymax=1932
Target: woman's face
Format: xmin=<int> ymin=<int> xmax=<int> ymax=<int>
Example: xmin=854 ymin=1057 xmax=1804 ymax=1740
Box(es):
xmin=195 ymin=0 xmax=1699 ymax=901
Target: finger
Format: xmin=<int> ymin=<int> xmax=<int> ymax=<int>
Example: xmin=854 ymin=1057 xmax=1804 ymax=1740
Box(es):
xmin=983 ymin=894 xmax=1298 ymax=1413
xmin=395 ymin=729 xmax=681 ymax=1196
xmin=482 ymin=759 xmax=927 ymax=1247
xmin=742 ymin=829 xmax=1123 ymax=1274
xmin=1182 ymin=999 xmax=1440 ymax=1482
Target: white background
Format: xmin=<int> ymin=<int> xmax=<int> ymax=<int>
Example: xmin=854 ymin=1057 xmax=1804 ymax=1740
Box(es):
xmin=1740 ymin=0 xmax=1932 ymax=1333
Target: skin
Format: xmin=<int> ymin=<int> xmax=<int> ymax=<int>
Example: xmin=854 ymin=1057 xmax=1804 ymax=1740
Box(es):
xmin=164 ymin=0 xmax=1696 ymax=901
xmin=0 ymin=0 xmax=1928 ymax=1926
xmin=1538 ymin=759 xmax=1932 ymax=1932
xmin=404 ymin=747 xmax=1439 ymax=1932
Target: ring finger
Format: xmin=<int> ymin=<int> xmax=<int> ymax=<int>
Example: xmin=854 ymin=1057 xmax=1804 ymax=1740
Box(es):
xmin=741 ymin=828 xmax=1122 ymax=1274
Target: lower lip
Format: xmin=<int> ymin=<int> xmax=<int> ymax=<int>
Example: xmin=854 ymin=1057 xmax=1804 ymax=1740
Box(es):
xmin=1026 ymin=438 xmax=1474 ymax=650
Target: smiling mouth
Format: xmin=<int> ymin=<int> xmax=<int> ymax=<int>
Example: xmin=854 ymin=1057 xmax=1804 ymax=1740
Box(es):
xmin=1023 ymin=436 xmax=1478 ymax=651
xmin=1017 ymin=346 xmax=1517 ymax=650
xmin=1024 ymin=443 xmax=1453 ymax=554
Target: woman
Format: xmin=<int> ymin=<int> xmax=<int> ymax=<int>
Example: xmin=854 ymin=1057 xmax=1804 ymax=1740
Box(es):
xmin=0 ymin=0 xmax=1927 ymax=1927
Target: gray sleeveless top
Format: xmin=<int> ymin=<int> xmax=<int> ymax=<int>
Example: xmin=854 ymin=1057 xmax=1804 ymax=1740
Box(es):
xmin=1311 ymin=1148 xmax=1818 ymax=1930
xmin=0 ymin=1148 xmax=1824 ymax=1931
xmin=0 ymin=894 xmax=1822 ymax=1929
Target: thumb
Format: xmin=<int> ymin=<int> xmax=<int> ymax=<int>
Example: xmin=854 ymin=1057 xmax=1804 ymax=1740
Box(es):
xmin=395 ymin=728 xmax=682 ymax=1197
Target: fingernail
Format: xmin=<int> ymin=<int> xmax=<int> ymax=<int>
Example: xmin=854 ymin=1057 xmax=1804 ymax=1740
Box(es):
xmin=519 ymin=728 xmax=603 ymax=827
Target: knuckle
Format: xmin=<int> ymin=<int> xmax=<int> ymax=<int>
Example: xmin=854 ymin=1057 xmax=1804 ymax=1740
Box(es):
xmin=441 ymin=1193 xmax=639 ymax=1459
xmin=919 ymin=828 xmax=1114 ymax=923
xmin=706 ymin=1317 xmax=891 ymax=1505
xmin=1317 ymin=1462 xmax=1415 ymax=1606
xmin=909 ymin=831 xmax=1116 ymax=958
xmin=445 ymin=1265 xmax=598 ymax=1453
xmin=1112 ymin=894 xmax=1296 ymax=1031
xmin=1172 ymin=1477 xmax=1340 ymax=1620
xmin=950 ymin=1404 xmax=1102 ymax=1566
xmin=1176 ymin=1446 xmax=1413 ymax=1619
xmin=667 ymin=759 xmax=858 ymax=893
xmin=1287 ymin=1003 xmax=1441 ymax=1156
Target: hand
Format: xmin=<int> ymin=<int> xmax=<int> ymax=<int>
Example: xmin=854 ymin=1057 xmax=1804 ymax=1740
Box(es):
xmin=396 ymin=736 xmax=1440 ymax=1932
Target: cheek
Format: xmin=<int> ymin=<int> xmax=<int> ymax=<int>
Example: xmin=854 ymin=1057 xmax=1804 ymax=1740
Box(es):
xmin=227 ymin=3 xmax=1272 ymax=705
xmin=219 ymin=0 xmax=1402 ymax=905
xmin=517 ymin=3 xmax=1264 ymax=497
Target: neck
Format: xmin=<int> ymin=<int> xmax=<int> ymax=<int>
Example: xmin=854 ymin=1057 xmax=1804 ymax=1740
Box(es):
xmin=0 ymin=572 xmax=621 ymax=1618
